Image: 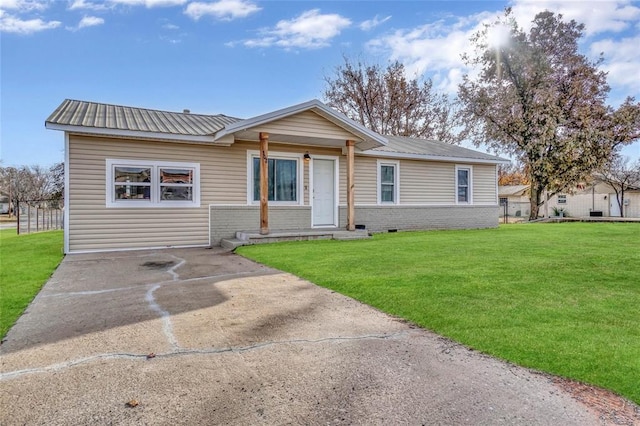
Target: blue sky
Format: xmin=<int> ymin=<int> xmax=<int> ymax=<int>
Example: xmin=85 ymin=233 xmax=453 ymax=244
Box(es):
xmin=1 ymin=0 xmax=639 ymax=167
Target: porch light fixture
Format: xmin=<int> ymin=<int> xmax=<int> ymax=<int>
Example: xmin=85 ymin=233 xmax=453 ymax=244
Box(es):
xmin=303 ymin=152 xmax=311 ymax=162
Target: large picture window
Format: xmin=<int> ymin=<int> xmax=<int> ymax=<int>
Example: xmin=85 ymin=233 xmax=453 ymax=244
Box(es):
xmin=377 ymin=160 xmax=399 ymax=204
xmin=455 ymin=165 xmax=472 ymax=204
xmin=107 ymin=159 xmax=199 ymax=208
xmin=248 ymin=152 xmax=302 ymax=204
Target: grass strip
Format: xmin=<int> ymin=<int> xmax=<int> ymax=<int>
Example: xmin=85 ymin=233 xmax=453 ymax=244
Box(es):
xmin=0 ymin=229 xmax=64 ymax=339
xmin=238 ymin=223 xmax=640 ymax=404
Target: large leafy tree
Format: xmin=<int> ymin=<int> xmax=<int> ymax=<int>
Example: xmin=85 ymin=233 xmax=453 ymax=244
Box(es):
xmin=459 ymin=9 xmax=640 ymax=219
xmin=324 ymin=57 xmax=463 ymax=144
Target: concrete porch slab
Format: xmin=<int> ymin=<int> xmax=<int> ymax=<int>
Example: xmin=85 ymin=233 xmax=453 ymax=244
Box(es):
xmin=223 ymin=229 xmax=371 ymax=248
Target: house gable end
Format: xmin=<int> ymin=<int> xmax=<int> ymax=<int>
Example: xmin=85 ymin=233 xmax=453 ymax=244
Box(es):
xmin=214 ymin=99 xmax=387 ymax=151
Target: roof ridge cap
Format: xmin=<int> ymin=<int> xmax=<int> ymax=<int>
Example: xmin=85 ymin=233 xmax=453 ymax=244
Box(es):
xmin=63 ymin=99 xmax=237 ymax=119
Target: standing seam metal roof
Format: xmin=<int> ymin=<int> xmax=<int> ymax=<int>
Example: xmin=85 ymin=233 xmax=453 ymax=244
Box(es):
xmin=46 ymin=99 xmax=240 ymax=136
xmin=377 ymin=135 xmax=505 ymax=162
xmin=46 ymin=99 xmax=507 ymax=162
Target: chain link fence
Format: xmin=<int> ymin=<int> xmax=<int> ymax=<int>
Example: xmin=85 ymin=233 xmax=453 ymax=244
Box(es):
xmin=499 ymin=199 xmax=531 ymax=223
xmin=16 ymin=199 xmax=63 ymax=235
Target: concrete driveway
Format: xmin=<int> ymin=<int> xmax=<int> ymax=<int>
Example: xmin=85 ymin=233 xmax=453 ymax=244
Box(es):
xmin=0 ymin=248 xmax=630 ymax=425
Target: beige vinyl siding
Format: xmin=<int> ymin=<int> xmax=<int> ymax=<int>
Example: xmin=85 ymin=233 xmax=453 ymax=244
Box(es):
xmin=400 ymin=160 xmax=455 ymax=204
xmin=67 ymin=133 xmax=500 ymax=251
xmin=339 ymin=158 xmax=497 ymax=206
xmin=68 ymin=136 xmax=250 ymax=252
xmin=253 ymin=110 xmax=359 ymax=141
xmin=338 ymin=156 xmax=378 ymax=205
xmin=472 ymin=164 xmax=498 ymax=204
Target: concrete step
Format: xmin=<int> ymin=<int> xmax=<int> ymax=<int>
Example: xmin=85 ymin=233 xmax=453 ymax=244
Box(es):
xmin=233 ymin=229 xmax=370 ymax=245
xmin=332 ymin=232 xmax=371 ymax=241
xmin=220 ymin=238 xmax=247 ymax=250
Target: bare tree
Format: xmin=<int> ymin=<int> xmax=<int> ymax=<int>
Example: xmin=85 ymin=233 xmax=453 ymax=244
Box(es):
xmin=599 ymin=156 xmax=640 ymax=217
xmin=458 ymin=9 xmax=640 ymax=219
xmin=50 ymin=162 xmax=64 ymax=202
xmin=0 ymin=164 xmax=63 ymax=212
xmin=0 ymin=166 xmax=17 ymax=216
xmin=323 ymin=57 xmax=463 ymax=144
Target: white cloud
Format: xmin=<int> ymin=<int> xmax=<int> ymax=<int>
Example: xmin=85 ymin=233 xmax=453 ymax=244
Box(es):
xmin=68 ymin=0 xmax=109 ymax=11
xmin=367 ymin=15 xmax=489 ymax=94
xmin=109 ymin=0 xmax=186 ymax=8
xmin=162 ymin=22 xmax=179 ymax=30
xmin=0 ymin=10 xmax=60 ymax=34
xmin=591 ymin=36 xmax=640 ymax=97
xmin=185 ymin=0 xmax=260 ymax=21
xmin=366 ymin=1 xmax=640 ymax=96
xmin=0 ymin=0 xmax=47 ymax=11
xmin=359 ymin=14 xmax=391 ymax=31
xmin=66 ymin=14 xmax=104 ymax=31
xmin=510 ymin=0 xmax=640 ymax=36
xmin=78 ymin=15 xmax=104 ymax=28
xmin=244 ymin=9 xmax=351 ymax=49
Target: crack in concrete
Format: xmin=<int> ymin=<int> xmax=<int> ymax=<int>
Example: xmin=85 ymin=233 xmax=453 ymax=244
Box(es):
xmin=0 ymin=353 xmax=148 ymax=381
xmin=141 ymin=256 xmax=273 ymax=352
xmin=2 ymin=253 xmax=310 ymax=383
xmin=142 ymin=254 xmax=188 ymax=350
xmin=41 ymin=286 xmax=143 ymax=297
xmin=0 ymin=331 xmax=411 ymax=381
xmin=145 ymin=283 xmax=180 ymax=350
xmin=41 ymin=271 xmax=271 ymax=298
xmin=166 ymin=255 xmax=186 ymax=281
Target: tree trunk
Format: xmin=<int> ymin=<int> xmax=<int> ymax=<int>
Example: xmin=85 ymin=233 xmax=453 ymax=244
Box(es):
xmin=529 ymin=185 xmax=541 ymax=220
xmin=620 ymin=188 xmax=625 ymax=218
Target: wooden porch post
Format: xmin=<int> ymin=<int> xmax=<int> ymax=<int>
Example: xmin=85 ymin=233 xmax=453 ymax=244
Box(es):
xmin=346 ymin=140 xmax=355 ymax=231
xmin=259 ymin=132 xmax=269 ymax=235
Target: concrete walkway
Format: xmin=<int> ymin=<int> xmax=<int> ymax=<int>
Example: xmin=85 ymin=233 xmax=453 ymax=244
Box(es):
xmin=0 ymin=248 xmax=623 ymax=425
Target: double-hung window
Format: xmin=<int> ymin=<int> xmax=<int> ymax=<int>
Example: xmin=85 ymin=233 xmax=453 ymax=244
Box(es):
xmin=455 ymin=166 xmax=472 ymax=204
xmin=249 ymin=152 xmax=302 ymax=204
xmin=378 ymin=160 xmax=399 ymax=204
xmin=107 ymin=159 xmax=200 ymax=208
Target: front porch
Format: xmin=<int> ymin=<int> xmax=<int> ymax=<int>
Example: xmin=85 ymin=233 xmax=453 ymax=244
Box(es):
xmin=210 ymin=204 xmax=502 ymax=248
xmin=221 ymin=228 xmax=370 ymax=250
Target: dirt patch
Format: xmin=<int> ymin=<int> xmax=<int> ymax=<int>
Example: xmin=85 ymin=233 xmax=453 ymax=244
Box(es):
xmin=553 ymin=377 xmax=640 ymax=425
xmin=141 ymin=261 xmax=176 ymax=269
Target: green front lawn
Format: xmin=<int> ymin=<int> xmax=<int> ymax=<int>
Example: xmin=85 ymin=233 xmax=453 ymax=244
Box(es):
xmin=237 ymin=223 xmax=640 ymax=404
xmin=0 ymin=229 xmax=64 ymax=339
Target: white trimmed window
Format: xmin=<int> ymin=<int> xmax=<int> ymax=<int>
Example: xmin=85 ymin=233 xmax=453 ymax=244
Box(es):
xmin=106 ymin=159 xmax=200 ymax=208
xmin=377 ymin=160 xmax=399 ymax=204
xmin=247 ymin=151 xmax=303 ymax=205
xmin=455 ymin=165 xmax=472 ymax=204
xmin=558 ymin=194 xmax=567 ymax=204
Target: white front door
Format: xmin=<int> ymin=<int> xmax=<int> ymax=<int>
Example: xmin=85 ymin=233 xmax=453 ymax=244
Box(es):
xmin=610 ymin=194 xmax=621 ymax=217
xmin=312 ymin=159 xmax=336 ymax=226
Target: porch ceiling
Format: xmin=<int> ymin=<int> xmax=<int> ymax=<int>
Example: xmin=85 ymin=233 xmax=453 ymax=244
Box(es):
xmin=230 ymin=129 xmax=361 ymax=149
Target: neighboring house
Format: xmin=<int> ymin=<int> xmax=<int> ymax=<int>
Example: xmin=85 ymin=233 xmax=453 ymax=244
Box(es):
xmin=0 ymin=194 xmax=9 ymax=215
xmin=46 ymin=99 xmax=508 ymax=254
xmin=498 ymin=185 xmax=530 ymax=218
xmin=542 ymin=181 xmax=640 ymax=218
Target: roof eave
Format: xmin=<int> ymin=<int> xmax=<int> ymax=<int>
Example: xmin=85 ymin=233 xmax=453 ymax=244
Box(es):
xmin=358 ymin=149 xmax=510 ymax=164
xmin=45 ymin=123 xmax=223 ymax=145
